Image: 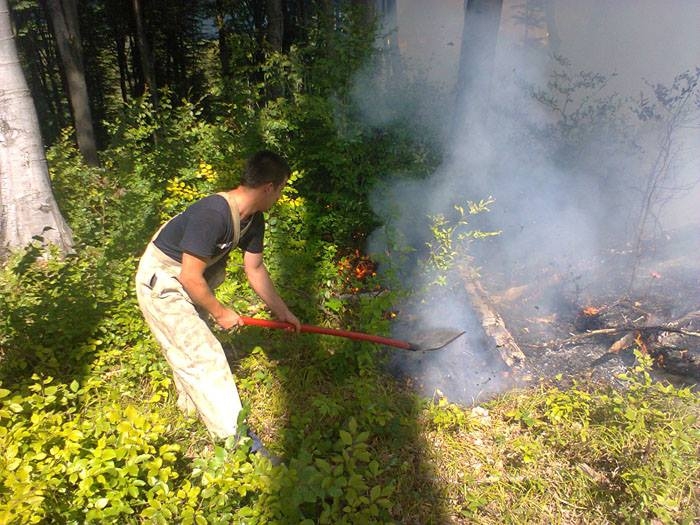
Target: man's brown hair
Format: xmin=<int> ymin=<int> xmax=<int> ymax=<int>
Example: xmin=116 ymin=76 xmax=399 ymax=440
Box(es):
xmin=241 ymin=150 xmax=290 ymax=188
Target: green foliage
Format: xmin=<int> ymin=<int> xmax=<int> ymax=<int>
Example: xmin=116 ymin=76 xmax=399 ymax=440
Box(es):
xmin=244 ymin=418 xmax=393 ymax=524
xmin=0 ymin=244 xmax=130 ymax=382
xmin=541 ymin=351 xmax=699 ymax=523
xmin=211 ymin=8 xmax=443 ymax=249
xmin=48 ymin=129 xmax=122 ymax=246
xmin=424 ymin=198 xmax=501 ymax=286
xmin=258 ymin=86 xmax=441 ymax=247
xmin=48 ymin=95 xmax=245 ymax=256
xmin=487 ymin=350 xmax=700 ymax=524
xmin=427 ymin=395 xmax=473 ymax=433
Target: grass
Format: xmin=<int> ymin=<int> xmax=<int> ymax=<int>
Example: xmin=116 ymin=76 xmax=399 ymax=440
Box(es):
xmin=228 ymin=325 xmax=700 ymax=524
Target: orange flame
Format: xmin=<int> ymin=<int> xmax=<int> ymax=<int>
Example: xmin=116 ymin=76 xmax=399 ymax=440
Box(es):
xmin=634 ymin=332 xmax=648 ymax=354
xmin=338 ymin=250 xmax=376 ymax=281
xmin=582 ymin=306 xmax=600 ymax=316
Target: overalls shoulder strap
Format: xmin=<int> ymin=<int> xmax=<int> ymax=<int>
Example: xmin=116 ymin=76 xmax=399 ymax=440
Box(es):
xmin=216 ymin=192 xmax=253 ymax=251
xmin=217 ymin=192 xmax=241 ymax=249
xmin=147 ymin=193 xmax=253 ymax=273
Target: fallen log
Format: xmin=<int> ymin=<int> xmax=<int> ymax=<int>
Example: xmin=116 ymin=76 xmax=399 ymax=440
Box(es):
xmin=460 ymin=268 xmax=526 ymax=367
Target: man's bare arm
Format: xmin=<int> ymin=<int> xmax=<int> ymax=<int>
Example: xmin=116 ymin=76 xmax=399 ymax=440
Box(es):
xmin=244 ymin=251 xmax=300 ymax=331
xmin=179 ymin=252 xmax=241 ymax=329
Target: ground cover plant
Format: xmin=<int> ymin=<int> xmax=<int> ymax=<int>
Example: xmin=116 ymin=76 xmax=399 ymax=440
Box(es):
xmin=1 ymin=242 xmax=697 ymax=524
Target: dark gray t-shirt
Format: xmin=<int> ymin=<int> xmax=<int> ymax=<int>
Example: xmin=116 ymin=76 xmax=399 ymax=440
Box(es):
xmin=153 ymin=194 xmax=265 ymax=262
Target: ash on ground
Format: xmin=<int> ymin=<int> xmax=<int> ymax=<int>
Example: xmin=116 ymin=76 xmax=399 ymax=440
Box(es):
xmin=386 ymin=224 xmax=699 ymax=405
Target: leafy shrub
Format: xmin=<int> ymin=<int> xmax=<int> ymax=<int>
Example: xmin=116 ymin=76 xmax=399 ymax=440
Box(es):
xmin=49 ymin=94 xmax=248 ymax=257
xmin=545 ymin=352 xmax=698 ymax=523
xmin=0 ymin=244 xmax=128 ymax=382
xmin=255 ymin=418 xmax=394 ymax=524
xmin=499 ymin=350 xmax=700 ymax=524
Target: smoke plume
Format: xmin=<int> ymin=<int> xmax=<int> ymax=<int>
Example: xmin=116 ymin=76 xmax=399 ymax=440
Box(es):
xmin=353 ymin=1 xmax=700 ymax=404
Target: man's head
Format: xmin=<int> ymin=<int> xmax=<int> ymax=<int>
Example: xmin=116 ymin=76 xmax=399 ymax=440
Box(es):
xmin=240 ymin=150 xmax=290 ymax=212
xmin=241 ymin=150 xmax=290 ymax=189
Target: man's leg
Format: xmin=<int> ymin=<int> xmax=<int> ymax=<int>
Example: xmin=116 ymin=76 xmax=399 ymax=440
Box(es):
xmin=136 ymin=258 xmax=242 ymax=440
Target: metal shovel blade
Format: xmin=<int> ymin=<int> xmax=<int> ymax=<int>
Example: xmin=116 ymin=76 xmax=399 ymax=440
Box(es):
xmin=406 ymin=329 xmax=466 ymax=352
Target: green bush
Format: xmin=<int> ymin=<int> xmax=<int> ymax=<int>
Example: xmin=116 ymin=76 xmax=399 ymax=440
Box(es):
xmin=499 ymin=351 xmax=700 ymax=524
xmin=0 ymin=245 xmax=129 ymax=383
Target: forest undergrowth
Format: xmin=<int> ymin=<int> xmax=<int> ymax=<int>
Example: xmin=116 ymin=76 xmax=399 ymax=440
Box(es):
xmin=0 ymin=111 xmax=700 ymax=524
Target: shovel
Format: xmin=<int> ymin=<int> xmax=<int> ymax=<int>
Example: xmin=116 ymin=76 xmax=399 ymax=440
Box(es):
xmin=239 ymin=316 xmax=465 ymax=351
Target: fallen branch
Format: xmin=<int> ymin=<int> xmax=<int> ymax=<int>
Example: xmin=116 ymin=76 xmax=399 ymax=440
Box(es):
xmin=561 ymin=325 xmax=700 ymax=345
xmin=460 ymin=268 xmax=526 ymax=367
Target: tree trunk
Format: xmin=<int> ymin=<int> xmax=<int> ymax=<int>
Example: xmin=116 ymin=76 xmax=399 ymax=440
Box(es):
xmin=115 ymin=33 xmax=129 ymax=103
xmin=266 ymin=0 xmax=284 ymax=52
xmin=129 ymin=34 xmax=145 ymax=96
xmin=215 ymin=0 xmax=231 ymax=78
xmin=132 ymin=0 xmax=157 ymax=106
xmin=377 ymin=0 xmax=401 ymax=79
xmin=39 ymin=20 xmax=68 ymax=130
xmin=0 ymin=0 xmax=73 ymax=258
xmin=453 ymin=0 xmax=503 ymax=140
xmin=264 ymin=0 xmax=284 ymax=99
xmin=40 ymin=0 xmax=99 ymax=167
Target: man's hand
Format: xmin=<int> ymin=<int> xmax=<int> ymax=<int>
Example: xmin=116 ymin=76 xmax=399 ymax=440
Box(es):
xmin=277 ymin=310 xmax=301 ymax=332
xmin=214 ymin=308 xmax=243 ymax=331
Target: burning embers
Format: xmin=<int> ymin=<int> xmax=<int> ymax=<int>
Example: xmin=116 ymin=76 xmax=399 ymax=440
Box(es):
xmin=468 ymin=256 xmax=700 ymax=384
xmin=337 ymin=249 xmax=378 ymax=294
xmin=576 ymin=305 xmax=605 ymax=331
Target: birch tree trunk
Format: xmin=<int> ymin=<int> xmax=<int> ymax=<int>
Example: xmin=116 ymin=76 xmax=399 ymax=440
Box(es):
xmin=0 ymin=0 xmax=74 ymax=258
xmin=39 ymin=0 xmax=99 ymax=167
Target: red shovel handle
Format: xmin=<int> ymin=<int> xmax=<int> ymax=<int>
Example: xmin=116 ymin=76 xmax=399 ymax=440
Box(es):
xmin=238 ymin=316 xmax=415 ymax=350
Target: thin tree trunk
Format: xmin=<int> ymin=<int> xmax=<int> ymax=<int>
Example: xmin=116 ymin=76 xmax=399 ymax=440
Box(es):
xmin=129 ymin=34 xmax=144 ymax=96
xmin=266 ymin=0 xmax=284 ymax=52
xmin=40 ymin=0 xmax=99 ymax=167
xmin=296 ymin=0 xmax=307 ymax=32
xmin=215 ymin=0 xmax=231 ymax=78
xmin=627 ymin=96 xmax=689 ymax=293
xmin=377 ymin=0 xmax=400 ymax=79
xmin=453 ymin=0 xmax=503 ymax=140
xmin=0 ymin=0 xmax=73 ymax=257
xmin=252 ymin=0 xmax=266 ymax=50
xmin=38 ymin=20 xmax=67 ymax=128
xmin=132 ymin=0 xmax=157 ymax=107
xmin=115 ymin=34 xmax=129 ymax=103
xmin=265 ymin=0 xmax=284 ymax=99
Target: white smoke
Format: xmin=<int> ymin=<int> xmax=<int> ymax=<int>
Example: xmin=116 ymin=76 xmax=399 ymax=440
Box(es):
xmin=354 ymin=1 xmax=700 ymax=403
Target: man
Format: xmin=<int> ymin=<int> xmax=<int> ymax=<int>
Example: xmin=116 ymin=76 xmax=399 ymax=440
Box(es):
xmin=135 ymin=150 xmax=300 ymax=442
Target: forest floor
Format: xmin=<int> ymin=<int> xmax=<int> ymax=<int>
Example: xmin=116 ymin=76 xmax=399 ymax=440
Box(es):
xmin=388 ymin=222 xmax=700 ymax=404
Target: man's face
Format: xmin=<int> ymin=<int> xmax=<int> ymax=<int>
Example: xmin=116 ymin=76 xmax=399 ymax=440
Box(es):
xmin=261 ymin=178 xmax=287 ymax=211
